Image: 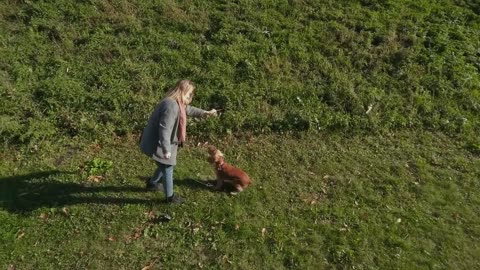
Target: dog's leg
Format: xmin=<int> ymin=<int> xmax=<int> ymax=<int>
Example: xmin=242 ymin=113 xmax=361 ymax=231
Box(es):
xmin=234 ymin=184 xmax=244 ymax=192
xmin=215 ymin=178 xmax=224 ymax=190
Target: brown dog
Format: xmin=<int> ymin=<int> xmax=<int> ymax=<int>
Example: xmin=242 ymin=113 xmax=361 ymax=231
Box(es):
xmin=207 ymin=145 xmax=252 ymax=192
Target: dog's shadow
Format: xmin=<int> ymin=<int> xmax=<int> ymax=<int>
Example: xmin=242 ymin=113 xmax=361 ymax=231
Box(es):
xmin=175 ymin=178 xmax=216 ymax=191
xmin=176 ymin=178 xmax=238 ymax=193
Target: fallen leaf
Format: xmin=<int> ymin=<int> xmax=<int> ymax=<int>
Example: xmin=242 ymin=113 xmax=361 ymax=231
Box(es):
xmin=87 ymin=175 xmax=105 ymax=182
xmin=145 ymin=211 xmax=156 ymax=218
xmin=261 ymin=228 xmax=267 ymax=237
xmin=366 ymin=104 xmax=373 ymax=114
xmin=90 ymin=143 xmax=102 ymax=152
xmin=108 ymin=236 xmax=115 ymax=241
xmin=222 ymin=255 xmax=233 ymax=264
xmin=340 ymin=223 xmax=349 ymax=232
xmin=8 ymin=265 xmax=15 ymax=270
xmin=39 ymin=213 xmax=47 ymax=220
xmin=17 ymin=231 xmax=25 ymax=239
xmin=62 ymin=207 xmax=69 ymax=216
xmin=141 ymin=261 xmax=156 ymax=270
xmin=235 ymin=224 xmax=240 ymax=230
xmin=129 ymin=227 xmax=143 ymax=241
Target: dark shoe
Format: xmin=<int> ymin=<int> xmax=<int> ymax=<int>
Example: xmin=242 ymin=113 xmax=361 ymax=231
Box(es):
xmin=146 ymin=182 xmax=162 ymax=192
xmin=166 ymin=194 xmax=185 ymax=204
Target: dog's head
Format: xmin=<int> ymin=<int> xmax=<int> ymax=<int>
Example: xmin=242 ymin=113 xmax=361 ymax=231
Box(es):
xmin=207 ymin=145 xmax=224 ymax=166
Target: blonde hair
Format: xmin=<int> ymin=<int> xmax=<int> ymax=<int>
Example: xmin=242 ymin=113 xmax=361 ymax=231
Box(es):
xmin=165 ymin=79 xmax=195 ymax=104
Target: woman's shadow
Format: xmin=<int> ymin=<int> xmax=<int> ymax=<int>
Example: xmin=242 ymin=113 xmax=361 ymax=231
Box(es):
xmin=0 ymin=170 xmax=165 ymax=214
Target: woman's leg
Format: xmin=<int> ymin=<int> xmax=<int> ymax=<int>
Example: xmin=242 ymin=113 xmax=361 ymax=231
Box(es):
xmin=148 ymin=163 xmax=163 ymax=186
xmin=159 ymin=164 xmax=175 ymax=198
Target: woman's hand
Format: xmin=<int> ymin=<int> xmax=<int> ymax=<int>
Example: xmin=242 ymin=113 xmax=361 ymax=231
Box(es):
xmin=204 ymin=109 xmax=218 ymax=117
xmin=164 ymin=152 xmax=172 ymax=159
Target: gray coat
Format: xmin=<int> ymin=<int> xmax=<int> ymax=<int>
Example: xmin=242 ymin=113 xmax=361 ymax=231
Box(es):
xmin=140 ymin=97 xmax=206 ymax=165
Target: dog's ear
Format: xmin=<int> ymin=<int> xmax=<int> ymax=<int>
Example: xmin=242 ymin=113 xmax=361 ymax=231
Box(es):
xmin=207 ymin=145 xmax=217 ymax=153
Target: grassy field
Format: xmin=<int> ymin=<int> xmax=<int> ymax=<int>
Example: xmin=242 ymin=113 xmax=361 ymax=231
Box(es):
xmin=1 ymin=132 xmax=480 ymax=269
xmin=1 ymin=0 xmax=480 ymax=269
xmin=1 ymin=0 xmax=479 ymax=143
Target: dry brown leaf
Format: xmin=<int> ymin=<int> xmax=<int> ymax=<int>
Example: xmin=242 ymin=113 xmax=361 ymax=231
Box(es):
xmin=142 ymin=258 xmax=159 ymax=270
xmin=87 ymin=175 xmax=105 ymax=182
xmin=39 ymin=213 xmax=47 ymax=220
xmin=145 ymin=211 xmax=156 ymax=218
xmin=235 ymin=224 xmax=240 ymax=230
xmin=108 ymin=236 xmax=115 ymax=241
xmin=133 ymin=232 xmax=142 ymax=240
xmin=222 ymin=255 xmax=233 ymax=264
xmin=261 ymin=228 xmax=267 ymax=237
xmin=141 ymin=262 xmax=154 ymax=270
xmin=131 ymin=227 xmax=143 ymax=240
xmin=124 ymin=227 xmax=143 ymax=242
xmin=90 ymin=143 xmax=102 ymax=152
xmin=62 ymin=207 xmax=69 ymax=216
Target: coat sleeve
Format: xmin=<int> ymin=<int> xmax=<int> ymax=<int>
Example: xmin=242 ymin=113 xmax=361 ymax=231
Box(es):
xmin=158 ymin=100 xmax=178 ymax=154
xmin=186 ymin=105 xmax=206 ymax=118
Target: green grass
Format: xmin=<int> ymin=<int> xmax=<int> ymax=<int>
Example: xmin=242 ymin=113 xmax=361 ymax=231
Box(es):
xmin=1 ymin=0 xmax=479 ymax=144
xmin=1 ymin=132 xmax=479 ymax=269
xmin=1 ymin=0 xmax=480 ymax=269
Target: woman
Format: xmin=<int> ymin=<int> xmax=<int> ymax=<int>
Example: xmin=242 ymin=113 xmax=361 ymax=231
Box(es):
xmin=140 ymin=80 xmax=217 ymax=204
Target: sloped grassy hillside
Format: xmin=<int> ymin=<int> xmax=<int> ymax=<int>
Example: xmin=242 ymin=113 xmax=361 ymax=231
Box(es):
xmin=1 ymin=0 xmax=479 ymax=144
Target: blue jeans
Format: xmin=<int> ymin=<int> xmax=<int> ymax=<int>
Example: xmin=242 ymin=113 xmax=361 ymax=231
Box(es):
xmin=149 ymin=162 xmax=175 ymax=198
